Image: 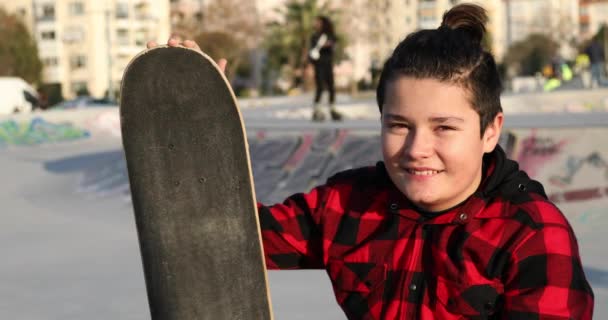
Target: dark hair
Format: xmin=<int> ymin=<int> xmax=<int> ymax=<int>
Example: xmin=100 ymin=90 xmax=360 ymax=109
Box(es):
xmin=316 ymin=15 xmax=335 ymax=37
xmin=376 ymin=3 xmax=502 ymax=136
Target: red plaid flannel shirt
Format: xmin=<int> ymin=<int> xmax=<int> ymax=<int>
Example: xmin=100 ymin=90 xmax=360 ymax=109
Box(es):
xmin=257 ymin=148 xmax=594 ymax=319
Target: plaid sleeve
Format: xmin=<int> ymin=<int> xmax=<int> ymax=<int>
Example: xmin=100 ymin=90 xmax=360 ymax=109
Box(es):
xmin=256 ymin=185 xmax=330 ymax=270
xmin=501 ymin=208 xmax=594 ymax=319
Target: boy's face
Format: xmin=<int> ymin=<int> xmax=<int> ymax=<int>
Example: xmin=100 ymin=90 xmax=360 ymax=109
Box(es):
xmin=381 ymin=76 xmax=502 ymax=212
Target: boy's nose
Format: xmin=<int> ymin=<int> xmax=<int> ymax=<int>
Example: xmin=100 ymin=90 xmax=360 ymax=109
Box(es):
xmin=403 ymin=129 xmax=433 ymax=159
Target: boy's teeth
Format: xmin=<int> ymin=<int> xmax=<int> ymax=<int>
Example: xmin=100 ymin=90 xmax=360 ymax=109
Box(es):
xmin=408 ymin=169 xmax=439 ymax=176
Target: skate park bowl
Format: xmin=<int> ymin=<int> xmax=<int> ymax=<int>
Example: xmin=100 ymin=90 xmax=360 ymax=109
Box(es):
xmin=1 ymin=88 xmax=608 ymax=319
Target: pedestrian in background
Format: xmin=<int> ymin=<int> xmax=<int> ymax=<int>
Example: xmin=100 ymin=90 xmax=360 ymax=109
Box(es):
xmin=308 ymin=16 xmax=343 ymax=122
xmin=585 ymin=36 xmax=607 ymax=88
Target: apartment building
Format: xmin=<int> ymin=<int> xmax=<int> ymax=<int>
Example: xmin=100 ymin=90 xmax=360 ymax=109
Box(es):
xmin=417 ymin=0 xmax=507 ymax=61
xmin=505 ymin=0 xmax=580 ymax=57
xmin=418 ymin=0 xmax=453 ymax=29
xmin=3 ymin=0 xmax=170 ymax=100
xmin=580 ymin=0 xmax=608 ymax=39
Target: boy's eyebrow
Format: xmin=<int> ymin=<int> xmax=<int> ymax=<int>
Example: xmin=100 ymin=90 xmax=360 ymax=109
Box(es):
xmin=429 ymin=116 xmax=465 ymax=123
xmin=383 ymin=114 xmax=465 ymax=123
xmin=382 ymin=113 xmax=408 ymax=121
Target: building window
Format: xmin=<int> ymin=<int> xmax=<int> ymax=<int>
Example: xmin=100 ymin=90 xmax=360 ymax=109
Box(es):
xmin=71 ymin=81 xmax=89 ymax=96
xmin=116 ymin=2 xmax=129 ymax=19
xmin=134 ymin=29 xmax=148 ymax=46
xmin=41 ymin=30 xmax=56 ymax=40
xmin=69 ymin=2 xmax=85 ymax=16
xmin=135 ymin=2 xmax=149 ymax=19
xmin=38 ymin=3 xmax=55 ymax=21
xmin=117 ymin=29 xmax=130 ymax=46
xmin=43 ymin=57 xmax=59 ymax=67
xmin=70 ymin=55 xmax=87 ymax=70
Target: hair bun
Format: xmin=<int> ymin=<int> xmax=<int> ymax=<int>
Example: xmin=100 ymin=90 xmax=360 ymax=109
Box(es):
xmin=440 ymin=4 xmax=487 ymax=45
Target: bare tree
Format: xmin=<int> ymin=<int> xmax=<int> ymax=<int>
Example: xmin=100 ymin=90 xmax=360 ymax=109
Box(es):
xmin=171 ymin=0 xmax=262 ymax=84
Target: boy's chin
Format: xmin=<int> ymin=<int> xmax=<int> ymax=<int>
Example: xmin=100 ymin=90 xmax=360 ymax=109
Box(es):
xmin=409 ymin=198 xmax=440 ymax=211
xmin=402 ymin=189 xmax=442 ymax=210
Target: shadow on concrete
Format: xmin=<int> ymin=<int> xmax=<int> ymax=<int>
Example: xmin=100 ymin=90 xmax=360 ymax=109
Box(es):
xmin=44 ymin=150 xmax=129 ymax=197
xmin=585 ymin=266 xmax=608 ymax=289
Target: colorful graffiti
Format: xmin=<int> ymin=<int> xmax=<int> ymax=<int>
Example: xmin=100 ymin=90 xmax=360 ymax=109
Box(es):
xmin=547 ymin=152 xmax=608 ymax=204
xmin=548 ymin=187 xmax=608 ymax=203
xmin=0 ymin=118 xmax=90 ymax=147
xmin=515 ymin=129 xmax=569 ymax=178
xmin=550 ymin=153 xmax=608 ymax=187
xmin=509 ymin=128 xmax=608 ymax=205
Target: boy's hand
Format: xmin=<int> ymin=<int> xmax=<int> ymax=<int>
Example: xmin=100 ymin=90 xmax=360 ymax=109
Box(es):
xmin=146 ymin=38 xmax=227 ymax=73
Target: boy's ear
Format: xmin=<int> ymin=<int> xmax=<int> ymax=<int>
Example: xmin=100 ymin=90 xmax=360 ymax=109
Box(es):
xmin=482 ymin=113 xmax=504 ymax=153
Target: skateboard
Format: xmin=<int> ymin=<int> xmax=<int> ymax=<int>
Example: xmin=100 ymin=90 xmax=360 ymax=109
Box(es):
xmin=120 ymin=46 xmax=273 ymax=319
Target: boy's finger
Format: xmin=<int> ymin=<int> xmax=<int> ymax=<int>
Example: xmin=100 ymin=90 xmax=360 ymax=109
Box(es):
xmin=146 ymin=40 xmax=158 ymax=49
xmin=183 ymin=40 xmax=201 ymax=51
xmin=218 ymin=59 xmax=227 ymax=74
xmin=167 ymin=37 xmax=180 ymax=47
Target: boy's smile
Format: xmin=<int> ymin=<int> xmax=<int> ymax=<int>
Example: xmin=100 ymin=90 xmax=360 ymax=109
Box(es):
xmin=381 ymin=77 xmax=502 ymax=212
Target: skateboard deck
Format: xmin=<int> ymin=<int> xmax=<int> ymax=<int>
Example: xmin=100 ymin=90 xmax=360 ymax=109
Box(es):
xmin=120 ymin=46 xmax=273 ymax=319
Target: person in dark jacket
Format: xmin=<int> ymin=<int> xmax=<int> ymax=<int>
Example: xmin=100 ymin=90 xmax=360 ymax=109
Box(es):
xmin=585 ymin=37 xmax=607 ymax=87
xmin=149 ymin=3 xmax=593 ymax=319
xmin=308 ymin=15 xmax=343 ymax=122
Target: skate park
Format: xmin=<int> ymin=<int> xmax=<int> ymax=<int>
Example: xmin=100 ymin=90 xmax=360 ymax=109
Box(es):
xmin=1 ymin=89 xmax=608 ymax=319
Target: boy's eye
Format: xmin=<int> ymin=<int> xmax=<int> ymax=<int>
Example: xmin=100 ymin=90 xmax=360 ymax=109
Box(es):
xmin=387 ymin=123 xmax=408 ymax=129
xmin=436 ymin=125 xmax=455 ymax=131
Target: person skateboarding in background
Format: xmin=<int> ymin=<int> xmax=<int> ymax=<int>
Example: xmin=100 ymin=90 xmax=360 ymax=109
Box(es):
xmin=147 ymin=3 xmax=593 ymax=319
xmin=308 ymin=15 xmax=343 ymax=122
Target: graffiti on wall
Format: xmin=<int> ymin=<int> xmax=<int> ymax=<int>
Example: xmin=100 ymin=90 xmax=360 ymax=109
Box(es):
xmin=550 ymin=153 xmax=608 ymax=187
xmin=515 ymin=129 xmax=569 ymax=178
xmin=0 ymin=118 xmax=90 ymax=147
xmin=510 ymin=128 xmax=608 ymax=205
xmin=548 ymin=152 xmax=608 ymax=203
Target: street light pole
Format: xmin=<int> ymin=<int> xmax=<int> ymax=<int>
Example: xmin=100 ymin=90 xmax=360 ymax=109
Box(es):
xmin=105 ymin=9 xmax=114 ymax=101
xmin=505 ymin=0 xmax=512 ymax=47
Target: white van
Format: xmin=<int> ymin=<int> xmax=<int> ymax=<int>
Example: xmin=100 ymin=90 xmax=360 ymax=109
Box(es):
xmin=0 ymin=77 xmax=39 ymax=115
